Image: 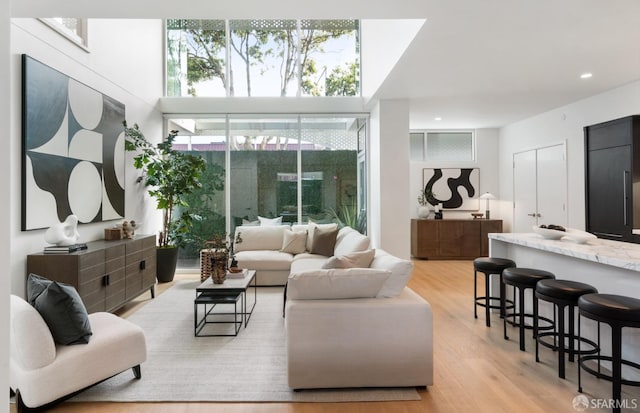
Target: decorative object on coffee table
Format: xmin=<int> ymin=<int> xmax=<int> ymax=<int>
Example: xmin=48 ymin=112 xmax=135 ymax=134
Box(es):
xmin=201 ymin=233 xmax=230 ymax=283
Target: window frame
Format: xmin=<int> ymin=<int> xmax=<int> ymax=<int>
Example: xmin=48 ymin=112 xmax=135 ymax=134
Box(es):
xmin=40 ymin=18 xmax=90 ymax=52
xmin=410 ymin=129 xmax=476 ymax=162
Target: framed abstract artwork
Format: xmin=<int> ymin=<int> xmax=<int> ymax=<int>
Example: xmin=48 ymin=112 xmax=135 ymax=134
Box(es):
xmin=423 ymin=168 xmax=480 ymax=210
xmin=21 ymin=54 xmax=126 ymax=231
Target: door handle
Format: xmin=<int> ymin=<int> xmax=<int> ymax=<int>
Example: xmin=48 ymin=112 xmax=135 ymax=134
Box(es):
xmin=527 ymin=213 xmax=536 ymax=217
xmin=623 ymin=171 xmax=629 ymax=226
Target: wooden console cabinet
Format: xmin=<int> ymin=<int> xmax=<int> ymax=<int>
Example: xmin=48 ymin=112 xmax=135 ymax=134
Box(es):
xmin=27 ymin=235 xmax=156 ymax=313
xmin=411 ymin=219 xmax=503 ymax=259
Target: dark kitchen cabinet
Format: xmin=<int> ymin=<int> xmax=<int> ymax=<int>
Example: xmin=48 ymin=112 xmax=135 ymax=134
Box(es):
xmin=585 ymin=115 xmax=640 ymax=242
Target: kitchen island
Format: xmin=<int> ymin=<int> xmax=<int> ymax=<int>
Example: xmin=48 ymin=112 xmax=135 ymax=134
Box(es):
xmin=489 ymin=232 xmax=640 ymax=377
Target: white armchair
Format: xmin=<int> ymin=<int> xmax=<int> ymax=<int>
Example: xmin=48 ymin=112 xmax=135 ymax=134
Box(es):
xmin=9 ymin=294 xmax=147 ymax=411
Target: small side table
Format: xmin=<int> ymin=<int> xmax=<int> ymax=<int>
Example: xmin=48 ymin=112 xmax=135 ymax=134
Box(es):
xmin=194 ymin=292 xmax=242 ymax=337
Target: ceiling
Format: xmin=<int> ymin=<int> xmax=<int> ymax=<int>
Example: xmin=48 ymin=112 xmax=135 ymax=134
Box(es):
xmin=12 ymin=0 xmax=640 ymax=130
xmin=372 ymin=0 xmax=640 ymax=129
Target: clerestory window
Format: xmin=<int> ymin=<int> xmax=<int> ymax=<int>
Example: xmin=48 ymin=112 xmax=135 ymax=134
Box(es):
xmin=166 ymin=19 xmax=360 ymax=97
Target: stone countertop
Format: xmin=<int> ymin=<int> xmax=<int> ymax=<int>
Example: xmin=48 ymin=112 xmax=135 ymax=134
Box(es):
xmin=489 ymin=232 xmax=640 ymax=272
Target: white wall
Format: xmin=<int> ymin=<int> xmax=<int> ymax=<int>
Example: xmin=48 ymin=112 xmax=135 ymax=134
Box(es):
xmin=409 ymin=128 xmax=500 ymax=220
xmin=10 ymin=18 xmax=165 ymax=298
xmin=498 ymin=80 xmax=640 ymax=232
xmin=1 ymin=4 xmax=10 ymax=413
xmin=360 ymin=19 xmax=424 ymax=99
xmin=370 ymin=99 xmax=411 ymax=259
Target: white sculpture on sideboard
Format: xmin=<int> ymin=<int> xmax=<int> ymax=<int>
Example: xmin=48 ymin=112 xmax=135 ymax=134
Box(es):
xmin=44 ymin=215 xmax=80 ymax=246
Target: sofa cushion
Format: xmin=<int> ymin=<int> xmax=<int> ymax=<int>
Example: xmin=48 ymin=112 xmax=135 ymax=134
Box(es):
xmin=27 ymin=274 xmax=92 ymax=345
xmin=10 ymin=295 xmax=56 ymax=370
xmin=309 ymin=225 xmax=338 ymax=256
xmin=306 ymin=223 xmax=338 ymax=251
xmin=290 ymin=255 xmax=329 ymax=273
xmin=280 ymin=229 xmax=307 ymax=254
xmin=234 ymin=225 xmax=287 ymax=252
xmin=258 ymin=216 xmax=282 ymax=226
xmin=334 ymin=227 xmax=371 ymax=256
xmin=371 ymin=251 xmax=414 ymax=298
xmin=322 ymin=249 xmax=375 ymax=269
xmin=287 ymin=268 xmax=391 ymax=300
xmin=234 ymin=250 xmax=294 ymax=270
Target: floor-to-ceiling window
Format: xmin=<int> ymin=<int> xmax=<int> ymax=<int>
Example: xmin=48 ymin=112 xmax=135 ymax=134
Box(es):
xmin=168 ymin=114 xmax=367 ymax=269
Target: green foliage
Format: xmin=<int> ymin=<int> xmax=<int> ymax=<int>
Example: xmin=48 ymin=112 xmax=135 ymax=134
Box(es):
xmin=326 ymin=204 xmax=366 ymax=234
xmin=124 ymin=121 xmax=206 ymax=248
xmin=325 ymin=61 xmax=359 ymax=96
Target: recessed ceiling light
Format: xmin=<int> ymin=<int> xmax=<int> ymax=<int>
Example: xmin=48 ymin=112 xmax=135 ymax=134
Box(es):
xmin=580 ymin=73 xmax=593 ymax=79
xmin=434 ymin=117 xmax=442 ymax=121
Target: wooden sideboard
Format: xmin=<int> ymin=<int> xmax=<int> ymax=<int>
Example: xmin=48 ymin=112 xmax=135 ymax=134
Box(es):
xmin=27 ymin=235 xmax=156 ymax=313
xmin=411 ymin=219 xmax=503 ymax=259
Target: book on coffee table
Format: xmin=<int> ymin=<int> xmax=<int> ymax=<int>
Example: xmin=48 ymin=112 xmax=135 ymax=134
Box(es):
xmin=226 ymin=268 xmax=248 ymax=279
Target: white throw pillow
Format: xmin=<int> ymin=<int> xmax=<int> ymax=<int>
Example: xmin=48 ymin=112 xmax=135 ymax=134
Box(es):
xmin=287 ymin=268 xmax=391 ymax=300
xmin=258 ymin=216 xmax=283 ymax=226
xmin=322 ymin=249 xmax=375 ymax=269
xmin=280 ymin=229 xmax=307 ymax=254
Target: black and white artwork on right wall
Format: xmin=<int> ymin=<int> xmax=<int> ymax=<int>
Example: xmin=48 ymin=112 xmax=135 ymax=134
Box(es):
xmin=423 ymin=168 xmax=480 ymax=210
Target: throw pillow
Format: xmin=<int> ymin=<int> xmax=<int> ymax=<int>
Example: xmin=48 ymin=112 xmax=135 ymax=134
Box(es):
xmin=372 ymin=252 xmax=414 ymax=298
xmin=322 ymin=249 xmax=376 ymax=269
xmin=258 ymin=216 xmax=282 ymax=226
xmin=280 ymin=229 xmax=307 ymax=254
xmin=309 ymin=225 xmax=339 ymax=256
xmin=287 ymin=268 xmax=391 ymax=300
xmin=306 ymin=222 xmax=338 ymax=252
xmin=27 ymin=273 xmax=92 ymax=345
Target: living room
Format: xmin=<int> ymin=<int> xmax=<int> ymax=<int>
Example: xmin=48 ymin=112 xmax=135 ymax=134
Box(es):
xmin=4 ymin=1 xmax=640 ymax=412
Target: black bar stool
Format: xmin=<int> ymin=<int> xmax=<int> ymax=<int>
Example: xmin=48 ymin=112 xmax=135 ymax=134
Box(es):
xmin=502 ymin=267 xmax=555 ymax=351
xmin=473 ymin=257 xmax=516 ymax=327
xmin=578 ymin=294 xmax=640 ymax=413
xmin=534 ymin=279 xmax=599 ymax=379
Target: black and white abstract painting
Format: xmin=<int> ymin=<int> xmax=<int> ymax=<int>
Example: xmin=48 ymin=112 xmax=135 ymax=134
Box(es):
xmin=423 ymin=168 xmax=480 ymax=210
xmin=21 ymin=54 xmax=126 ymax=231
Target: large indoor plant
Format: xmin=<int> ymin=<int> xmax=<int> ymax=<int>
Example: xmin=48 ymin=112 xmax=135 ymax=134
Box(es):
xmin=124 ymin=122 xmax=206 ymax=282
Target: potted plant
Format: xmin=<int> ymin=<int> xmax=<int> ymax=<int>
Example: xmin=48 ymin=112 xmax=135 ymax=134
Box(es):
xmin=417 ymin=188 xmax=437 ymax=219
xmin=124 ymin=122 xmax=206 ymax=282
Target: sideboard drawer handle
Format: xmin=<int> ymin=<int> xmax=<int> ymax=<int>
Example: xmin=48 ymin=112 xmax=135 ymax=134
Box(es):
xmin=140 ymin=260 xmax=146 ymax=270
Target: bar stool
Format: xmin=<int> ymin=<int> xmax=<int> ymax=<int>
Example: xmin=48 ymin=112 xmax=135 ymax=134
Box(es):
xmin=534 ymin=279 xmax=599 ymax=379
xmin=578 ymin=294 xmax=640 ymax=413
xmin=473 ymin=257 xmax=516 ymax=327
xmin=502 ymin=267 xmax=555 ymax=351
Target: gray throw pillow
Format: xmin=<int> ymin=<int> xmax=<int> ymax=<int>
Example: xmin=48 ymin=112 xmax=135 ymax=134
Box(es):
xmin=309 ymin=225 xmax=339 ymax=256
xmin=27 ymin=273 xmax=92 ymax=345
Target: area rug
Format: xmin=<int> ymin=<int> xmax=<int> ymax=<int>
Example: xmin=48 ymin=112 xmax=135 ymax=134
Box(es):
xmin=70 ymin=280 xmax=421 ymax=403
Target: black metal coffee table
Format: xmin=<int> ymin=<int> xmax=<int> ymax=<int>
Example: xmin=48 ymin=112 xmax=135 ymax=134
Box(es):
xmin=194 ymin=270 xmax=257 ymax=337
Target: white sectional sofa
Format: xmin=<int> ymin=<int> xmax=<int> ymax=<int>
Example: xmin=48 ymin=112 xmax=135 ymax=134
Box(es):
xmin=233 ymin=223 xmax=370 ymax=286
xmin=233 ymin=222 xmax=434 ymax=390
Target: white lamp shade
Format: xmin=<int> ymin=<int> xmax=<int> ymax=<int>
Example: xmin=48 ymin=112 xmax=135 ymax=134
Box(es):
xmin=479 ymin=192 xmax=496 ymax=200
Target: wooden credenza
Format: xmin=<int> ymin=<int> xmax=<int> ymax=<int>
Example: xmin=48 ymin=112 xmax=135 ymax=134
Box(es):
xmin=411 ymin=219 xmax=503 ymax=259
xmin=27 ymin=235 xmax=156 ymax=313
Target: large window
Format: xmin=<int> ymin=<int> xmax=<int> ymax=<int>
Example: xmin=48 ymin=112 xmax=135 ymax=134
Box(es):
xmin=168 ymin=114 xmax=367 ymax=269
xmin=166 ymin=19 xmax=360 ymax=97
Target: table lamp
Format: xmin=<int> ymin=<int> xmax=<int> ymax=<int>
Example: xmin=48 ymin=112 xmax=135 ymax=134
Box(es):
xmin=479 ymin=192 xmax=496 ymax=219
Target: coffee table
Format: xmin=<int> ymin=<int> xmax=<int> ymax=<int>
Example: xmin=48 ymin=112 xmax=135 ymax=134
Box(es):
xmin=194 ymin=270 xmax=257 ymax=337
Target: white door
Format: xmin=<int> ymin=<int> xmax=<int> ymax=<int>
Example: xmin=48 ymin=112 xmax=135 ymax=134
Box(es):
xmin=513 ymin=150 xmax=538 ymax=232
xmin=536 ymin=145 xmax=567 ymax=225
xmin=513 ymin=143 xmax=567 ymax=232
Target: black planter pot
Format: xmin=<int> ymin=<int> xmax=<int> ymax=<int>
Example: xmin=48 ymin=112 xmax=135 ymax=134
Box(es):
xmin=156 ymin=247 xmax=179 ymax=283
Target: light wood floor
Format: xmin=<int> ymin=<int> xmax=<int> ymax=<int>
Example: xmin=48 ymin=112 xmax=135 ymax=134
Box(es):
xmin=16 ymin=260 xmax=639 ymax=413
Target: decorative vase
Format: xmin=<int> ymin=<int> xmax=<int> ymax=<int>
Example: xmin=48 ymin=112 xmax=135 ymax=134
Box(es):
xmin=210 ymin=251 xmax=228 ymax=284
xmin=417 ymin=206 xmax=430 ymax=219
